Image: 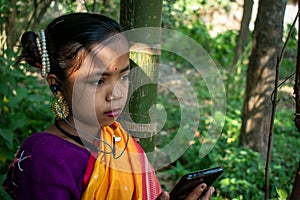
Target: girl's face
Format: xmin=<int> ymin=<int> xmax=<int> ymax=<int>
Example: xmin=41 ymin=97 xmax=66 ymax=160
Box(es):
xmin=63 ymin=35 xmax=130 ymax=128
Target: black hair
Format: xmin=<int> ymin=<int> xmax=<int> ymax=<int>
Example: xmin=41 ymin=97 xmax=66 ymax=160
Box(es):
xmin=17 ymin=13 xmax=122 ymax=80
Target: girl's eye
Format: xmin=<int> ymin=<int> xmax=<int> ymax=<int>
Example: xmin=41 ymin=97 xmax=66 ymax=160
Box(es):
xmin=120 ymin=74 xmax=129 ymax=81
xmin=97 ymin=79 xmax=105 ymax=85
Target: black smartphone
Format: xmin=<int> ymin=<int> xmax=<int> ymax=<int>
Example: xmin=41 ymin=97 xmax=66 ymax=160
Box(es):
xmin=169 ymin=167 xmax=224 ymax=200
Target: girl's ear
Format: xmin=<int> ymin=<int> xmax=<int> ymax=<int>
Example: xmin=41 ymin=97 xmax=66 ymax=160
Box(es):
xmin=47 ymin=74 xmax=63 ymax=93
xmin=47 ymin=74 xmax=61 ymax=85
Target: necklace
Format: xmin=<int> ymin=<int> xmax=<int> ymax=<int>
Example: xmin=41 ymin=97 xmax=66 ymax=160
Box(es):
xmin=54 ymin=119 xmax=129 ymax=159
xmin=55 ymin=120 xmax=99 ymax=152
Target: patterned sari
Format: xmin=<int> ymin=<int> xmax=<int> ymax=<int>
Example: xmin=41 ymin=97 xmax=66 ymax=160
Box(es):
xmin=82 ymin=122 xmax=162 ymax=200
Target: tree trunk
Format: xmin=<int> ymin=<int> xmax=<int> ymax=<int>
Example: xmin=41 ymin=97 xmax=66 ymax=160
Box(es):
xmin=120 ymin=0 xmax=162 ymax=153
xmin=232 ymin=0 xmax=254 ymax=67
xmin=291 ymin=1 xmax=300 ymax=198
xmin=290 ymin=161 xmax=300 ymax=199
xmin=240 ymin=0 xmax=287 ymax=158
xmin=3 ymin=0 xmax=53 ymax=52
xmin=32 ymin=0 xmax=53 ymax=30
xmin=6 ymin=0 xmax=17 ymax=49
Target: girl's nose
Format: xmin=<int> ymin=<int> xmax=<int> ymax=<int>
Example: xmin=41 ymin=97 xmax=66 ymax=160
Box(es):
xmin=106 ymin=84 xmax=123 ymax=101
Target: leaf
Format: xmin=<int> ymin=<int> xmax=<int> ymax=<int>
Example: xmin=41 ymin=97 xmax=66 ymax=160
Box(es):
xmin=9 ymin=112 xmax=27 ymax=130
xmin=0 ymin=146 xmax=14 ymax=161
xmin=7 ymin=68 xmax=26 ymax=78
xmin=8 ymin=87 xmax=28 ymax=106
xmin=276 ymin=188 xmax=288 ymax=200
xmin=6 ymin=75 xmax=17 ymax=89
xmin=0 ymin=79 xmax=11 ymax=96
xmin=0 ymin=128 xmax=13 ymax=150
xmin=0 ymin=152 xmax=8 ymax=163
xmin=27 ymin=94 xmax=47 ymax=102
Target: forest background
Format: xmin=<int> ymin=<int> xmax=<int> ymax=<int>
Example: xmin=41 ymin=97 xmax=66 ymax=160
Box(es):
xmin=0 ymin=0 xmax=300 ymax=199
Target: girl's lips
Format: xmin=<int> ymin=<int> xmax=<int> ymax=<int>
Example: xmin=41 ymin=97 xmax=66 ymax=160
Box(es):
xmin=104 ymin=108 xmax=121 ymax=118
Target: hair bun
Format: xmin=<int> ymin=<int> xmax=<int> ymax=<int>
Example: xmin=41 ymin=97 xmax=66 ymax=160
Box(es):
xmin=17 ymin=31 xmax=42 ymax=69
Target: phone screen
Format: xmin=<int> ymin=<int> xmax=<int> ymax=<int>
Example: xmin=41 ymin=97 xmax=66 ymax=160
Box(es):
xmin=169 ymin=167 xmax=223 ymax=200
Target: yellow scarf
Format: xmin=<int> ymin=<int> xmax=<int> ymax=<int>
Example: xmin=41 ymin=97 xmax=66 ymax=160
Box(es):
xmin=81 ymin=122 xmax=161 ymax=200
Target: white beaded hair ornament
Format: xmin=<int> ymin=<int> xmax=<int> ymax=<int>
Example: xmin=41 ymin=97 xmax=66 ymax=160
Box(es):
xmin=36 ymin=29 xmax=50 ymax=77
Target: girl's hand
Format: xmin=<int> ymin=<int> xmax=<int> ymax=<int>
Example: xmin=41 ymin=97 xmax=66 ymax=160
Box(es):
xmin=185 ymin=184 xmax=215 ymax=200
xmin=156 ymin=183 xmax=215 ymax=200
xmin=156 ymin=191 xmax=170 ymax=200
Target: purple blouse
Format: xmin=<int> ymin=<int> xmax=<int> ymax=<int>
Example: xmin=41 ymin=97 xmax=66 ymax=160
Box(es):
xmin=3 ymin=132 xmax=91 ymax=200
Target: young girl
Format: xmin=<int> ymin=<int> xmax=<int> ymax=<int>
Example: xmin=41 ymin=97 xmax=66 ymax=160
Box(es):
xmin=2 ymin=13 xmax=215 ymax=200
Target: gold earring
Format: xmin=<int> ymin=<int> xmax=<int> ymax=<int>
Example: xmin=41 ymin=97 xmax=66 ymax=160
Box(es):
xmin=53 ymin=93 xmax=69 ymax=119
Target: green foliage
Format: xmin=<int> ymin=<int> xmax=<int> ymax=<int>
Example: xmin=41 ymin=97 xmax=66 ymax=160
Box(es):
xmin=158 ymin=8 xmax=299 ymax=199
xmin=0 ymin=50 xmax=54 ymax=199
xmin=274 ymin=188 xmax=288 ymax=200
xmin=162 ymin=0 xmax=233 ymax=29
xmin=161 ymin=89 xmax=299 ymax=199
xmin=0 ymin=0 xmax=11 ymax=16
xmin=211 ymin=30 xmax=238 ymax=68
xmin=57 ymin=0 xmax=120 ymax=19
xmin=0 ymin=1 xmax=299 ymax=200
xmin=162 ymin=0 xmax=235 ymax=69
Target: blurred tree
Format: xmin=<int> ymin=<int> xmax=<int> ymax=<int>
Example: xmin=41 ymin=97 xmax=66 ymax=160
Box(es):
xmin=0 ymin=0 xmax=120 ymax=53
xmin=0 ymin=2 xmax=118 ymax=199
xmin=1 ymin=0 xmax=55 ymax=52
xmin=240 ymin=0 xmax=287 ymax=158
xmin=291 ymin=161 xmax=300 ymax=199
xmin=120 ymin=0 xmax=163 ymax=154
xmin=291 ymin=1 xmax=300 ymax=198
xmin=232 ymin=0 xmax=254 ymax=68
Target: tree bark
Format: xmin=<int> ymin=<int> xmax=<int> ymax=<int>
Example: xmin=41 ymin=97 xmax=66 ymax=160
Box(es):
xmin=290 ymin=161 xmax=300 ymax=199
xmin=6 ymin=0 xmax=17 ymax=48
xmin=290 ymin=1 xmax=300 ymax=198
xmin=32 ymin=0 xmax=53 ymax=30
xmin=240 ymin=0 xmax=287 ymax=158
xmin=120 ymin=0 xmax=162 ymax=153
xmin=232 ymin=0 xmax=254 ymax=67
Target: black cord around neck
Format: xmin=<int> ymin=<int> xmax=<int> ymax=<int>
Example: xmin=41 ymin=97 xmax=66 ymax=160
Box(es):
xmin=54 ymin=120 xmax=99 ymax=152
xmin=54 ymin=119 xmax=129 ymax=159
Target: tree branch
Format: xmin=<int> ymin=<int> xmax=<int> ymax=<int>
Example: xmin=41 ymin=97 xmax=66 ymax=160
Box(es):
xmin=290 ymin=1 xmax=300 ymax=199
xmin=265 ymin=7 xmax=300 ymax=200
